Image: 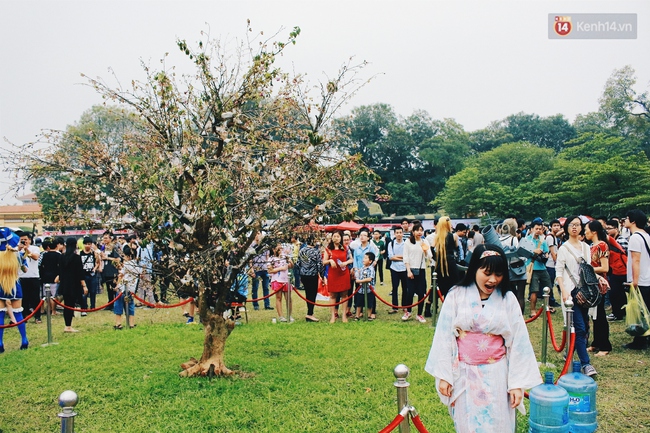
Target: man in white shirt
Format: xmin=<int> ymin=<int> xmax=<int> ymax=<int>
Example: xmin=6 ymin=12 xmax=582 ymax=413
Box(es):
xmin=17 ymin=231 xmax=42 ymax=324
xmin=545 ymin=219 xmax=562 ymax=308
xmin=623 ymin=209 xmax=650 ymax=350
xmin=387 ymin=227 xmax=408 ymax=314
xmin=471 ymin=225 xmax=484 ymax=246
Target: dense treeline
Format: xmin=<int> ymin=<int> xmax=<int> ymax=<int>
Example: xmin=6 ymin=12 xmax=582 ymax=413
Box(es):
xmin=335 ymin=65 xmax=650 ymax=219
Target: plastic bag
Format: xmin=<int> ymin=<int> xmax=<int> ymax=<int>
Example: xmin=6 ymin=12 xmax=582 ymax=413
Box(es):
xmin=625 ymin=285 xmax=650 ymax=337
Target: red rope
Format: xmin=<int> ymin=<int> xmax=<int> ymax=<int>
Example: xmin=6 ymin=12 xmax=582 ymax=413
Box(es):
xmin=132 ymin=293 xmax=194 ymax=309
xmin=0 ymin=299 xmax=45 ymax=328
xmin=248 ymin=286 xmax=284 ymax=302
xmin=293 ymin=285 xmax=362 ymax=307
xmin=52 ymin=292 xmax=123 ymax=312
xmin=525 ymin=329 xmax=576 ymax=400
xmin=411 ymin=414 xmax=430 ymax=433
xmin=546 ymin=310 xmax=567 ymax=352
xmin=525 ymin=306 xmax=544 ymax=323
xmin=378 ymin=414 xmax=405 ymax=433
xmin=437 ymin=289 xmax=444 ymax=303
xmin=556 ymin=331 xmax=576 ymax=381
xmin=371 ymin=286 xmax=433 ymax=310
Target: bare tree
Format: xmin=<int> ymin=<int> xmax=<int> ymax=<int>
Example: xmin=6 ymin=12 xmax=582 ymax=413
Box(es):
xmin=5 ymin=25 xmax=377 ymax=377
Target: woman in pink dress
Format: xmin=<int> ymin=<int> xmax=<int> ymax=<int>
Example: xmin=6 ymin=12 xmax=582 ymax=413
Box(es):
xmin=323 ymin=231 xmax=352 ymax=323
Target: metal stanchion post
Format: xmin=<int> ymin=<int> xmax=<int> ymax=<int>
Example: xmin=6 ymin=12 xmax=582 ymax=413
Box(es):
xmin=286 ymin=275 xmax=293 ymax=323
xmin=432 ymin=272 xmax=438 ymax=327
xmin=58 ymin=390 xmax=78 ymax=433
xmin=124 ymin=291 xmax=131 ymax=329
xmin=564 ymin=299 xmax=574 ymax=361
xmin=394 ymin=364 xmax=411 ymax=433
xmin=541 ymin=286 xmax=550 ymax=365
xmin=363 ymin=282 xmax=369 ymax=321
xmin=42 ymin=284 xmax=58 ymax=347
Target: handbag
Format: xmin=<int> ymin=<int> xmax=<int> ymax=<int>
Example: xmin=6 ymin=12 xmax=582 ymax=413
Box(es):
xmin=410 ymin=246 xmax=426 ymax=276
xmin=503 ymin=236 xmax=527 ymax=281
xmin=564 ymin=244 xmax=602 ymax=308
xmin=625 ymin=285 xmax=650 ymax=337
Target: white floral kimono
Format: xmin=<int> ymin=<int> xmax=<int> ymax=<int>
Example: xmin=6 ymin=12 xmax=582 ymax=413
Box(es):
xmin=425 ymin=284 xmax=542 ymax=433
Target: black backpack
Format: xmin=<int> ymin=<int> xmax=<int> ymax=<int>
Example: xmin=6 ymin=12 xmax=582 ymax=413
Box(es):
xmin=564 ymin=244 xmax=602 ymax=308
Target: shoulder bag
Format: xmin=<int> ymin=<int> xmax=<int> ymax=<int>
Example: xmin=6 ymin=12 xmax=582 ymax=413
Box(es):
xmin=563 ymin=243 xmax=601 ymax=308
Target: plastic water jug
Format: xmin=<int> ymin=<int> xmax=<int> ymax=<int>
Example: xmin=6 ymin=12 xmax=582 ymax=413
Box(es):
xmin=529 ymin=371 xmax=570 ymax=433
xmin=557 ymin=361 xmax=598 ymax=433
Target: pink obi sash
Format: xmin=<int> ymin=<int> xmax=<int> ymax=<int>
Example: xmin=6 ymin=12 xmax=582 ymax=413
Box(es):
xmin=456 ymin=331 xmax=506 ymax=365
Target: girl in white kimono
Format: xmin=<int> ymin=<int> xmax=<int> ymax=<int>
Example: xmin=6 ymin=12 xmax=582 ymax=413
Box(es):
xmin=425 ymin=244 xmax=542 ymax=433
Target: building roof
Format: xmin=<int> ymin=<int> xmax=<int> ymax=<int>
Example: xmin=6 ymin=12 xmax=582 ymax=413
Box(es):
xmin=16 ymin=193 xmax=37 ymax=201
xmin=0 ymin=204 xmax=43 ymax=214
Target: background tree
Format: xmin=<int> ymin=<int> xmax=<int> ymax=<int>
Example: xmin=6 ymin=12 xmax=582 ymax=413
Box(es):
xmin=597 ymin=65 xmax=650 ymax=157
xmin=537 ymin=132 xmax=650 ymax=216
xmin=7 ymin=27 xmax=377 ymax=377
xmin=433 ymin=142 xmax=554 ymax=218
xmin=468 ymin=121 xmax=514 ymax=153
xmin=336 ymin=106 xmax=470 ymax=214
xmin=418 ymin=118 xmax=471 ymax=204
xmin=31 ymin=105 xmax=146 ymax=227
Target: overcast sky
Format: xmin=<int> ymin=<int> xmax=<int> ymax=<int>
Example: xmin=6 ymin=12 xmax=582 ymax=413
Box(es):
xmin=1 ymin=0 xmax=649 ymax=203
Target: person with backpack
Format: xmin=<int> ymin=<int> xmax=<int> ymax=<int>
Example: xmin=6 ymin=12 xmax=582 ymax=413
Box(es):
xmin=584 ymin=221 xmax=613 ymax=356
xmin=499 ymin=218 xmax=527 ymax=314
xmin=556 ymin=216 xmax=597 ymax=377
xmin=622 ymin=209 xmax=650 ymax=350
xmin=605 ymin=219 xmax=629 ymax=322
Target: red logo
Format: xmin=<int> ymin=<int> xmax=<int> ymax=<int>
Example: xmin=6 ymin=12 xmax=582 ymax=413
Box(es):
xmin=554 ymin=16 xmax=572 ymax=36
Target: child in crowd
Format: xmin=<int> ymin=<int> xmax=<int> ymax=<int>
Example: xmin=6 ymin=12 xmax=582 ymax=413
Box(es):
xmin=268 ymin=243 xmax=292 ymax=322
xmin=113 ymin=245 xmax=139 ymax=330
xmin=354 ymin=252 xmax=376 ymax=320
xmin=228 ymin=261 xmax=254 ymax=321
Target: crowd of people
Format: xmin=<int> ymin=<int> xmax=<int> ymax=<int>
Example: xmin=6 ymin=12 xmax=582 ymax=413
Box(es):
xmin=0 ymin=229 xmax=158 ymax=351
xmin=2 ymin=209 xmax=649 ymax=358
xmin=2 ymin=208 xmax=649 ymax=433
xmin=421 ymin=210 xmax=650 ymax=433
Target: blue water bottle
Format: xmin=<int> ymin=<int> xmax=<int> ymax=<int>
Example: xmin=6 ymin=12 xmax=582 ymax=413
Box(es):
xmin=557 ymin=361 xmax=598 ymax=433
xmin=529 ymin=371 xmax=570 ymax=433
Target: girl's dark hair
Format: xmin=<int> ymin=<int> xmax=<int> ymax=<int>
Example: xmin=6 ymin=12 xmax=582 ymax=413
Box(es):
xmin=327 ymin=231 xmax=344 ymax=251
xmin=409 ymin=222 xmax=424 ymax=244
xmin=586 ymin=220 xmax=608 ymax=243
xmin=61 ymin=237 xmax=78 ymax=267
xmin=459 ymin=244 xmax=511 ymax=297
xmin=563 ymin=215 xmax=582 ymax=241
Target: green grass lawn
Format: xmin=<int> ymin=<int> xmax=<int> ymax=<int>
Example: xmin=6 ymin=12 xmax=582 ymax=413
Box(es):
xmin=2 ymin=280 xmax=650 ymax=432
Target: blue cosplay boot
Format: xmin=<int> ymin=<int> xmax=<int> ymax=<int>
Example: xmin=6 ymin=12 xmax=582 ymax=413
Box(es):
xmin=0 ymin=310 xmax=5 ymax=353
xmin=14 ymin=308 xmax=28 ymax=350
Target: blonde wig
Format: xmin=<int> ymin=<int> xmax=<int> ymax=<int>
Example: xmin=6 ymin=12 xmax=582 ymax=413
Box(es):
xmin=500 ymin=218 xmax=518 ymax=237
xmin=434 ymin=216 xmax=453 ymax=277
xmin=0 ymin=250 xmax=19 ymax=296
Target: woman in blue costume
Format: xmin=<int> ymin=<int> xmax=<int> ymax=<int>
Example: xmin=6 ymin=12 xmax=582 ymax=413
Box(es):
xmin=0 ymin=227 xmax=29 ymax=352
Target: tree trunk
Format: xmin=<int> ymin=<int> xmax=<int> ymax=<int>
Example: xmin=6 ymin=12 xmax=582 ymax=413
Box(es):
xmin=179 ymin=310 xmax=235 ymax=377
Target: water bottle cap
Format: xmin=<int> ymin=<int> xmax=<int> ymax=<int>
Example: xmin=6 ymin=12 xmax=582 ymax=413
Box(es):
xmin=544 ymin=371 xmax=554 ymax=384
xmin=573 ymin=361 xmax=582 ymax=373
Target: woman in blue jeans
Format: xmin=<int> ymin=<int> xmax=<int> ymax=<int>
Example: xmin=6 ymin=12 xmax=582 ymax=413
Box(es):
xmin=556 ymin=216 xmax=597 ymax=377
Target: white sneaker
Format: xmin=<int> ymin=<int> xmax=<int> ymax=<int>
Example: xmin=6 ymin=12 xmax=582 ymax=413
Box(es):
xmin=80 ymin=312 xmax=87 ymax=317
xmin=401 ymin=312 xmax=411 ymax=321
xmin=416 ymin=315 xmax=426 ymax=323
xmin=279 ymin=316 xmax=288 ymax=322
xmin=582 ymin=364 xmax=597 ymax=377
xmin=289 ymin=316 xmax=295 ymax=323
